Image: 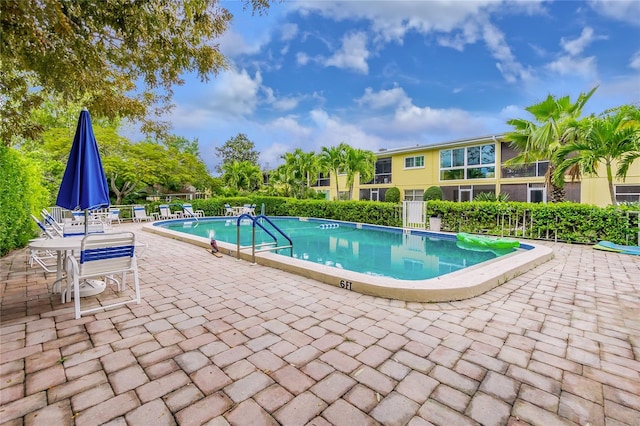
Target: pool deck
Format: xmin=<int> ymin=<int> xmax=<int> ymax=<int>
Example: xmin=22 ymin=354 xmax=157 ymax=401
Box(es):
xmin=1 ymin=222 xmax=639 ymax=425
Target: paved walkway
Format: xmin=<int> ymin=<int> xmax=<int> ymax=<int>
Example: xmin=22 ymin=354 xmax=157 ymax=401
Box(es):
xmin=1 ymin=223 xmax=639 ymax=425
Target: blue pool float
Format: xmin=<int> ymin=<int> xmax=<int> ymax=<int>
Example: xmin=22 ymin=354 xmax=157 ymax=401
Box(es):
xmin=593 ymin=241 xmax=640 ymax=256
xmin=456 ymin=232 xmax=520 ymax=250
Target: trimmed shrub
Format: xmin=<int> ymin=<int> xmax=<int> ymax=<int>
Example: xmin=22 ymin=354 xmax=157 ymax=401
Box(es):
xmin=424 ymin=186 xmax=443 ymax=201
xmin=384 ymin=187 xmax=401 ymax=203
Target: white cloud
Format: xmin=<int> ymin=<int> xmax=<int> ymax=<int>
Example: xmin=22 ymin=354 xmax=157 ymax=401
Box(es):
xmin=482 ymin=22 xmax=533 ymax=83
xmin=324 ymin=32 xmax=370 ymax=74
xmin=218 ymin=28 xmax=265 ymax=57
xmin=290 ymin=1 xmax=540 ymax=84
xmin=560 ymin=27 xmax=605 ymax=56
xmin=204 ymin=69 xmax=262 ymax=116
xmin=280 ymin=23 xmax=299 ymax=42
xmin=393 ymin=104 xmax=481 ymax=134
xmin=355 ymin=86 xmax=409 ymax=109
xmin=630 ymin=51 xmax=640 ymax=70
xmin=261 ymin=87 xmax=301 ymax=112
xmin=546 ymin=56 xmax=598 ymax=79
xmin=296 ymin=52 xmax=310 ymax=66
xmin=589 ymin=0 xmax=640 ymax=25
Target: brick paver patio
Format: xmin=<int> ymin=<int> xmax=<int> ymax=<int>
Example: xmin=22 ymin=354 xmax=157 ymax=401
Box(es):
xmin=1 ymin=222 xmax=639 ymax=425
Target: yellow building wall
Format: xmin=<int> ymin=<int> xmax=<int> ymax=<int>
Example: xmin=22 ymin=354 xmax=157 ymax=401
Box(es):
xmin=330 ymin=138 xmax=640 ymax=207
xmin=580 ymin=160 xmax=640 ymax=206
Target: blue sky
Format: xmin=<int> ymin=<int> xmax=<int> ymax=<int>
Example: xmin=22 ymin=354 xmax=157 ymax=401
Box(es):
xmin=138 ymin=0 xmax=640 ymax=173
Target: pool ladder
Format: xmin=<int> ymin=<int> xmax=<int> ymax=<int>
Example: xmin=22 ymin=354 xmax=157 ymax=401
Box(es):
xmin=235 ymin=214 xmax=293 ymax=263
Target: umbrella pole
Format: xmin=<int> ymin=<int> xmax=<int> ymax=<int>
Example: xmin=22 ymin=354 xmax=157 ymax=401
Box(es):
xmin=84 ymin=211 xmax=88 ymax=235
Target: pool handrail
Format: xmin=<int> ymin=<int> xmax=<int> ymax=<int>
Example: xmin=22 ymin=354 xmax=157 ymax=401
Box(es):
xmin=235 ymin=214 xmax=293 ymax=263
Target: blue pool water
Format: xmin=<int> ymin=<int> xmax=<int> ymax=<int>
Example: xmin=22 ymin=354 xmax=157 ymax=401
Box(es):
xmin=158 ymin=217 xmax=522 ymax=281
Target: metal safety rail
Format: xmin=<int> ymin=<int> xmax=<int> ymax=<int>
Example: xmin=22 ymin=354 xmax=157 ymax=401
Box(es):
xmin=235 ymin=214 xmax=293 ymax=263
xmin=170 ymin=203 xmax=199 ymax=222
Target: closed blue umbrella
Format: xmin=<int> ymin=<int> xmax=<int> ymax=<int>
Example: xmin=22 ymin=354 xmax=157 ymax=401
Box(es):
xmin=56 ymin=108 xmax=110 ymax=233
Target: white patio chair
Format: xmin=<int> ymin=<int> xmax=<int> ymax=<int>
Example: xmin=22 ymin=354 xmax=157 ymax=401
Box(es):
xmin=108 ymin=208 xmax=121 ymax=225
xmin=159 ymin=204 xmax=181 ymax=220
xmin=65 ymin=232 xmax=140 ymax=319
xmin=182 ymin=203 xmax=204 ymax=218
xmin=224 ymin=204 xmax=235 ymax=216
xmin=133 ymin=206 xmax=153 ymax=222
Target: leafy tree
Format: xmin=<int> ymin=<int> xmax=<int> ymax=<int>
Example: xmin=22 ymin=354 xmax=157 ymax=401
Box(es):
xmin=1 ymin=0 xmax=273 ymax=144
xmin=344 ymin=146 xmax=375 ymax=200
xmin=161 ymin=135 xmax=201 ymax=156
xmin=553 ymin=105 xmax=640 ymax=205
xmin=505 ymin=87 xmax=597 ymax=202
xmin=221 ymin=160 xmax=262 ymax=193
xmin=215 ymin=133 xmax=260 ymax=174
xmin=266 ymin=165 xmax=293 ymax=197
xmin=320 ymin=144 xmax=348 ymax=200
xmin=280 ymin=150 xmax=306 ymax=198
xmin=277 ymin=148 xmax=320 ymax=198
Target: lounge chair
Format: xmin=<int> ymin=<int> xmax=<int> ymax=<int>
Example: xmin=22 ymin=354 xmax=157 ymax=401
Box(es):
xmin=65 ymin=232 xmax=140 ymax=319
xmin=182 ymin=203 xmax=204 ymax=218
xmin=159 ymin=204 xmax=181 ymax=220
xmin=245 ymin=204 xmax=257 ymax=216
xmin=32 ymin=214 xmax=55 ymax=239
xmin=133 ymin=206 xmax=153 ymax=222
xmin=108 ymin=208 xmax=121 ymax=225
xmin=29 ymin=214 xmax=59 ymax=273
xmin=224 ymin=204 xmax=235 ymax=216
xmin=62 ymin=222 xmax=105 ymax=237
xmin=41 ymin=210 xmax=64 ymax=237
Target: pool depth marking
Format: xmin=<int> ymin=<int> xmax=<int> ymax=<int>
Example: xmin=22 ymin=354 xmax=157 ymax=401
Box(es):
xmin=144 ymin=219 xmax=554 ymax=303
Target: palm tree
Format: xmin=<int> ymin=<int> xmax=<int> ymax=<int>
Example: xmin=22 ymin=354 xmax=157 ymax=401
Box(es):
xmin=553 ymin=105 xmax=640 ymax=205
xmin=299 ymin=150 xmax=320 ymax=194
xmin=505 ymin=86 xmax=597 ymax=202
xmin=281 ymin=150 xmax=306 ymax=198
xmin=320 ymin=144 xmax=348 ymax=200
xmin=343 ymin=146 xmax=376 ymax=200
xmin=222 ymin=160 xmax=262 ymax=192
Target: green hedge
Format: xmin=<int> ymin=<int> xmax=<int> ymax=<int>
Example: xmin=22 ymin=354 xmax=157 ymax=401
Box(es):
xmin=0 ymin=146 xmax=49 ymax=256
xmin=185 ymin=197 xmax=637 ymax=245
xmin=186 ymin=196 xmax=403 ymax=226
xmin=426 ymin=200 xmax=638 ymax=245
xmin=187 ymin=197 xmax=637 ymax=245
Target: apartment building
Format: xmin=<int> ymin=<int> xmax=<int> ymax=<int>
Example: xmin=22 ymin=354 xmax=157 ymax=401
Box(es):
xmin=314 ymin=134 xmax=640 ymax=207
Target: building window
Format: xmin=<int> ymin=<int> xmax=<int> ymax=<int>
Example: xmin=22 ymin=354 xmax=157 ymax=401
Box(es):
xmin=528 ymin=183 xmax=546 ymax=203
xmin=404 ymin=155 xmax=424 ymax=169
xmin=615 ymin=185 xmax=640 ymax=204
xmin=313 ymin=172 xmax=330 ymax=187
xmin=363 ymin=158 xmax=392 ymax=184
xmin=404 ymin=189 xmax=424 ymax=201
xmin=501 ymin=161 xmax=549 ymax=178
xmin=440 ymin=144 xmax=495 ymax=180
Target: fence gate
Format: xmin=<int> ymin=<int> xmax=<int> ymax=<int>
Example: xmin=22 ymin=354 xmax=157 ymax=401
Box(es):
xmin=403 ymin=201 xmax=426 ymax=229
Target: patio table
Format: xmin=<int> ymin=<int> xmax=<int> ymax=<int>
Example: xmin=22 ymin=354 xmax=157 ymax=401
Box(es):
xmin=28 ymin=237 xmax=105 ymax=302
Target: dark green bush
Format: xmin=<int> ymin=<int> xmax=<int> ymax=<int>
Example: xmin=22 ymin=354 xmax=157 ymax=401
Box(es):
xmin=424 ymin=186 xmax=443 ymax=201
xmin=384 ymin=187 xmax=400 ymax=203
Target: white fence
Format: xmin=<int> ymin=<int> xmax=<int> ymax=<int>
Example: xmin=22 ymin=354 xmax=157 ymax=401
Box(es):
xmin=403 ymin=201 xmax=426 ymax=229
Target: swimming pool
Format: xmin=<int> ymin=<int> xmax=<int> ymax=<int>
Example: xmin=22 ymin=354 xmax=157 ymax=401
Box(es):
xmin=144 ymin=216 xmax=554 ymax=302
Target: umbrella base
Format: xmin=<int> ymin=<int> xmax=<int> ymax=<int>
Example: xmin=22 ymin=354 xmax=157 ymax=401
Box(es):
xmin=73 ymin=279 xmax=106 ymax=297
